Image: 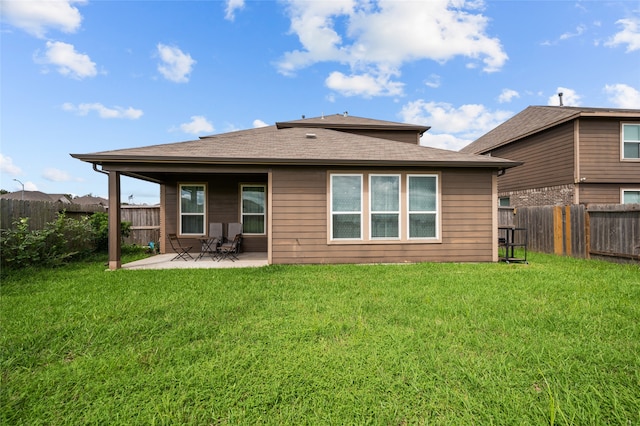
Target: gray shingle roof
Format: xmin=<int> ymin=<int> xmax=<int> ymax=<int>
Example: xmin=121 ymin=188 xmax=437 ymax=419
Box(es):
xmin=72 ymin=126 xmax=519 ymax=169
xmin=461 ymin=105 xmax=640 ymax=154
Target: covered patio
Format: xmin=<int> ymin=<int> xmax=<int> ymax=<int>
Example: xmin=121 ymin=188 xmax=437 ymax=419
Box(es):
xmin=122 ymin=251 xmax=268 ymax=270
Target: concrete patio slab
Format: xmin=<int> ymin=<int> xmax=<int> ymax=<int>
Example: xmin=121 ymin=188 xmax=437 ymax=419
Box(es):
xmin=122 ymin=252 xmax=268 ymax=270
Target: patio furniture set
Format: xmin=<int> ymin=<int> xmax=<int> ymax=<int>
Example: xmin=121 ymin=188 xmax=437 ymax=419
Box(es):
xmin=168 ymin=222 xmax=243 ymax=262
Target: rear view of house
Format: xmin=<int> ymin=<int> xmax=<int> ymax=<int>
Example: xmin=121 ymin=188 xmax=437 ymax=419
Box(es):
xmin=72 ymin=114 xmax=520 ymax=269
xmin=461 ymin=106 xmax=640 ymax=207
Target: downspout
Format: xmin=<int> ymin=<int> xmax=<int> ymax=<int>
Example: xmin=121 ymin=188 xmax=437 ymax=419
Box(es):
xmin=93 ymin=163 xmax=109 ymax=176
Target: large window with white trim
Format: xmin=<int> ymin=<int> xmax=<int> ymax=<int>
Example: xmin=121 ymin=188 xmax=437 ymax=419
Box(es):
xmin=370 ymin=175 xmax=400 ymax=239
xmin=329 ymin=172 xmax=440 ymax=242
xmin=179 ymin=184 xmax=206 ymax=235
xmin=331 ymin=174 xmax=362 ymax=240
xmin=622 ymin=123 xmax=640 ymax=159
xmin=408 ymin=175 xmax=438 ymax=239
xmin=241 ymin=184 xmax=266 ymax=234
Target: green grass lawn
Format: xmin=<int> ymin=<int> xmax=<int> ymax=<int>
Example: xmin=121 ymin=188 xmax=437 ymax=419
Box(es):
xmin=2 ymin=253 xmax=639 ymax=425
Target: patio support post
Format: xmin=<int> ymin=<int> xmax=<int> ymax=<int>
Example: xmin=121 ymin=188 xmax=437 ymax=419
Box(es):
xmin=108 ymin=171 xmax=122 ymax=270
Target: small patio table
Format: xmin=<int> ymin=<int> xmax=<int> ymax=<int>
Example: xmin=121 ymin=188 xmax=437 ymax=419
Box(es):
xmin=196 ymin=237 xmax=219 ymax=261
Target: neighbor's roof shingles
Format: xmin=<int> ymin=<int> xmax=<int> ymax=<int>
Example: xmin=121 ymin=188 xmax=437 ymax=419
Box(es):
xmin=461 ymin=105 xmax=640 ymax=154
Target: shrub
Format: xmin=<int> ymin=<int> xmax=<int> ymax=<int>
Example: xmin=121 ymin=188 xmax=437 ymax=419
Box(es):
xmin=89 ymin=212 xmax=132 ymax=252
xmin=1 ymin=213 xmax=94 ymax=270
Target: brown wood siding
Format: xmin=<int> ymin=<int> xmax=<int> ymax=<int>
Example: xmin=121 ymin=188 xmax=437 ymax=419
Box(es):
xmin=270 ymin=167 xmax=495 ymax=264
xmin=578 ymin=118 xmax=640 ymax=183
xmin=492 ymin=122 xmax=575 ymax=192
xmin=161 ymin=173 xmax=268 ymax=253
xmin=580 ymin=184 xmax=628 ymax=204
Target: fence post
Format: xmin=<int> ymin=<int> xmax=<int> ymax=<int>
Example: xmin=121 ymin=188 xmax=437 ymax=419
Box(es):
xmin=553 ymin=206 xmax=563 ymax=255
xmin=565 ymin=205 xmax=572 ymax=256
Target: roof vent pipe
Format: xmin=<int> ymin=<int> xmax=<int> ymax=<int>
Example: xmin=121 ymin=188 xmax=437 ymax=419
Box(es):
xmin=306 ymin=133 xmax=316 ymax=139
xmin=558 ymin=92 xmax=564 ymax=107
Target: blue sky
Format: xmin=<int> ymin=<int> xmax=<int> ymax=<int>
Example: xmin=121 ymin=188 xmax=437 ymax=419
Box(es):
xmin=1 ymin=0 xmax=639 ymax=205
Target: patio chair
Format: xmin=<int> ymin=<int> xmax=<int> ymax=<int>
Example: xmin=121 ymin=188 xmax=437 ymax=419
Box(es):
xmin=226 ymin=222 xmax=242 ymax=243
xmin=196 ymin=223 xmax=223 ymax=261
xmin=217 ymin=233 xmax=242 ymax=261
xmin=168 ymin=234 xmax=193 ymax=261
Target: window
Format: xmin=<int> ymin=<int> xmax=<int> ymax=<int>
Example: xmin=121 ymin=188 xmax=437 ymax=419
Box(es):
xmin=329 ymin=172 xmax=440 ymax=243
xmin=499 ymin=197 xmax=511 ymax=207
xmin=179 ymin=184 xmax=206 ymax=235
xmin=241 ymin=185 xmax=266 ymax=234
xmin=622 ymin=124 xmax=640 ymax=159
xmin=622 ymin=189 xmax=640 ymax=204
xmin=331 ymin=174 xmax=362 ymax=239
xmin=370 ymin=175 xmax=400 ymax=239
xmin=408 ymin=175 xmax=438 ymax=239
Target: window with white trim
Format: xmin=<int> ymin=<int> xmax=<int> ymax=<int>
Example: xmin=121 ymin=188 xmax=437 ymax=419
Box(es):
xmin=241 ymin=185 xmax=266 ymax=234
xmin=331 ymin=174 xmax=362 ymax=240
xmin=408 ymin=175 xmax=438 ymax=239
xmin=179 ymin=184 xmax=206 ymax=235
xmin=622 ymin=189 xmax=640 ymax=204
xmin=329 ymin=172 xmax=440 ymax=242
xmin=622 ymin=124 xmax=640 ymax=159
xmin=370 ymin=175 xmax=400 ymax=239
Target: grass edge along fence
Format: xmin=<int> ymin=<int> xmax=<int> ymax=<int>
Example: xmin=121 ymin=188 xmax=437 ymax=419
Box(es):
xmin=500 ymin=203 xmax=640 ymax=262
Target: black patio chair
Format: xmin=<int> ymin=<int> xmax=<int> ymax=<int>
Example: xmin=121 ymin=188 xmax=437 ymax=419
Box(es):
xmin=168 ymin=234 xmax=193 ymax=261
xmin=217 ymin=234 xmax=242 ymax=262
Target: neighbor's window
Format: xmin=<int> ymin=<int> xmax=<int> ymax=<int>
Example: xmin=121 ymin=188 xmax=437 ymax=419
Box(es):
xmin=499 ymin=197 xmax=511 ymax=207
xmin=407 ymin=175 xmax=438 ymax=239
xmin=180 ymin=184 xmax=206 ymax=235
xmin=370 ymin=175 xmax=400 ymax=239
xmin=622 ymin=124 xmax=640 ymax=159
xmin=331 ymin=174 xmax=362 ymax=239
xmin=241 ymin=185 xmax=266 ymax=234
xmin=622 ymin=190 xmax=640 ymax=204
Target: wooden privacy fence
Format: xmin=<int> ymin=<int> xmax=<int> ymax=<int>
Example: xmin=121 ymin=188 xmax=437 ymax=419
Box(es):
xmin=118 ymin=205 xmax=160 ymax=247
xmin=0 ymin=199 xmax=105 ymax=230
xmin=1 ymin=200 xmax=160 ymax=248
xmin=501 ymin=204 xmax=639 ymax=262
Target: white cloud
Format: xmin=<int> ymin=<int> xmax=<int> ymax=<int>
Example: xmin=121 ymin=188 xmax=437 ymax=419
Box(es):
xmin=277 ymin=0 xmax=507 ymax=97
xmin=604 ymin=84 xmax=640 ymax=108
xmin=400 ymin=100 xmax=512 ymax=151
xmin=253 ymin=119 xmax=269 ymax=128
xmin=547 ymin=87 xmax=581 ymax=106
xmin=559 ymin=24 xmax=586 ymax=41
xmin=225 ymin=0 xmax=244 ymax=21
xmin=498 ymin=89 xmax=519 ymax=103
xmin=325 ymin=70 xmax=403 ymax=97
xmin=0 ymin=0 xmax=85 ymax=38
xmin=22 ymin=181 xmax=39 ymax=191
xmin=605 ymin=18 xmax=640 ymax=52
xmin=35 ymin=41 xmax=97 ymax=79
xmin=0 ymin=154 xmax=23 ymax=175
xmin=157 ymin=43 xmax=196 ymax=83
xmin=63 ymin=102 xmax=143 ymax=119
xmin=180 ymin=116 xmax=214 ymax=134
xmin=425 ymin=74 xmax=441 ymax=89
xmin=42 ymin=168 xmax=82 ymax=182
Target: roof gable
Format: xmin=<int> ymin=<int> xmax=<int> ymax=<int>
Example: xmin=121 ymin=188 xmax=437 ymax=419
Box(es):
xmin=461 ymin=105 xmax=640 ymax=154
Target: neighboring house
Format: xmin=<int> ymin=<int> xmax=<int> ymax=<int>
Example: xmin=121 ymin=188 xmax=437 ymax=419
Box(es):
xmin=0 ymin=191 xmax=71 ymax=203
xmin=460 ymin=106 xmax=640 ymax=207
xmin=73 ymin=195 xmax=109 ymax=206
xmin=72 ymin=114 xmax=520 ymax=269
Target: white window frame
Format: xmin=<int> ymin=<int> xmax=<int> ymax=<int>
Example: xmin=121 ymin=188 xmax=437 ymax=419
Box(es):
xmin=330 ymin=174 xmax=363 ymax=241
xmin=406 ymin=174 xmax=439 ymax=240
xmin=369 ymin=174 xmax=401 ymax=240
xmin=240 ymin=184 xmax=267 ymax=235
xmin=621 ymin=123 xmax=640 ymax=161
xmin=178 ymin=183 xmax=207 ymax=236
xmin=328 ymin=172 xmax=441 ymax=244
xmin=621 ymin=188 xmax=640 ymax=204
